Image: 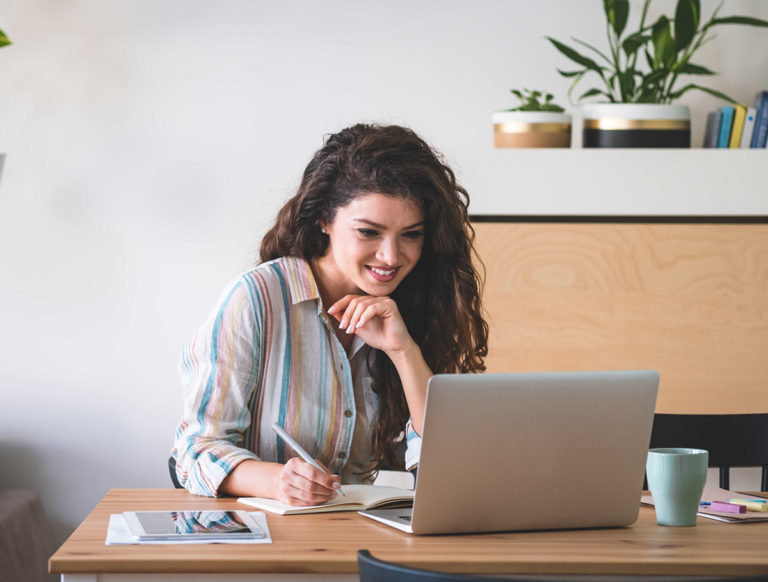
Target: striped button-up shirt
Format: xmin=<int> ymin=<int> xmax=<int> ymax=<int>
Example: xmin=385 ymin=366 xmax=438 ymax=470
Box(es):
xmin=171 ymin=256 xmax=421 ymax=497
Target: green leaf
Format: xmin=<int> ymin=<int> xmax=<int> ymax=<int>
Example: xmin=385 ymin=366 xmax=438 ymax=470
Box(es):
xmin=556 ymin=68 xmax=585 ymax=78
xmin=547 ymin=36 xmax=606 ymax=74
xmin=566 ymin=72 xmax=586 ymax=102
xmin=710 ymin=16 xmax=768 ymax=28
xmin=617 ymin=70 xmax=636 ymax=101
xmin=0 ymin=29 xmax=10 ymax=48
xmin=643 ymin=69 xmax=669 ymax=85
xmin=622 ymin=33 xmax=650 ymax=57
xmin=668 ymin=82 xmax=736 ymax=103
xmin=674 ymin=0 xmax=700 ymax=51
xmin=604 ymin=0 xmax=630 ymax=38
xmin=572 ymin=37 xmax=613 ymax=65
xmin=675 ymin=62 xmax=716 ymax=75
xmin=644 ymin=48 xmax=654 ymax=69
xmin=579 ymin=87 xmax=608 ymax=100
xmin=652 ymin=16 xmax=675 ymax=69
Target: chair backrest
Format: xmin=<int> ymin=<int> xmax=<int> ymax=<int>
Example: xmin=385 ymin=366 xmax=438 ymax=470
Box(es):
xmin=357 ymin=550 xmax=515 ymax=582
xmin=168 ymin=456 xmax=183 ymax=489
xmin=357 ymin=550 xmax=768 ymax=582
xmin=648 ymin=413 xmax=768 ymax=491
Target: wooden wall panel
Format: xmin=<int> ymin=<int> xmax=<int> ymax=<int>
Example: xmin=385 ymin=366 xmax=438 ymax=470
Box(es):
xmin=473 ymin=222 xmax=768 ymax=414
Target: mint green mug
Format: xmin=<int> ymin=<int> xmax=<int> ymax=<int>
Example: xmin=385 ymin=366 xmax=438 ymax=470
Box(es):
xmin=646 ymin=448 xmax=708 ymax=526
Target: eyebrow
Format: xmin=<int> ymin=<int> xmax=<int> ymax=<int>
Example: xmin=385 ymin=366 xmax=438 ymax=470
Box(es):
xmin=353 ymin=218 xmax=425 ymax=230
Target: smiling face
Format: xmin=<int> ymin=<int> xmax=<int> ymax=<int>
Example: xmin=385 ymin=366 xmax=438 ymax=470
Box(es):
xmin=312 ymin=192 xmax=425 ymax=306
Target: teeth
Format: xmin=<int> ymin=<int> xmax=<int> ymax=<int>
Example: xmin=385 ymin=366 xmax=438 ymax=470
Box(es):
xmin=370 ymin=267 xmax=396 ymax=276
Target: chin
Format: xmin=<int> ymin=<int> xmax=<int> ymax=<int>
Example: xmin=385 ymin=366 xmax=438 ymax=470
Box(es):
xmin=360 ymin=280 xmax=399 ymax=296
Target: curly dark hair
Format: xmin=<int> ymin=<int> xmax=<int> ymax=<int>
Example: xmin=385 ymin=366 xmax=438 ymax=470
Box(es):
xmin=260 ymin=123 xmax=488 ymax=472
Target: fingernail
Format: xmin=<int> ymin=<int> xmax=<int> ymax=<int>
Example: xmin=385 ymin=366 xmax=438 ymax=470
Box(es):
xmin=339 ymin=320 xmax=347 ymax=329
xmin=332 ymin=481 xmax=341 ymax=489
xmin=346 ymin=325 xmax=354 ymax=334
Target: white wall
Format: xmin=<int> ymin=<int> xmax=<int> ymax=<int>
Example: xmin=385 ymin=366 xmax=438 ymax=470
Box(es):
xmin=1 ymin=0 xmax=767 ymax=556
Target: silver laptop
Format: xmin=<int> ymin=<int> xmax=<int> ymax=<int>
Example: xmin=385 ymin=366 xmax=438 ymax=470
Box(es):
xmin=360 ymin=370 xmax=659 ymax=534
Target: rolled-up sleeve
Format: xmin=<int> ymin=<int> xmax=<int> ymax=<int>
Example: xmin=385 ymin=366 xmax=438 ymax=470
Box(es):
xmin=404 ymin=418 xmax=422 ymax=471
xmin=172 ymin=277 xmax=262 ymax=497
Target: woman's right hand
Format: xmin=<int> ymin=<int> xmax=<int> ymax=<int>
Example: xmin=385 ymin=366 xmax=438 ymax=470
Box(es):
xmin=273 ymin=457 xmax=341 ymax=506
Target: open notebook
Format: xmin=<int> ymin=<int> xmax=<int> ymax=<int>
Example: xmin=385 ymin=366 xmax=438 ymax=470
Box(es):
xmin=238 ymin=484 xmax=414 ymax=515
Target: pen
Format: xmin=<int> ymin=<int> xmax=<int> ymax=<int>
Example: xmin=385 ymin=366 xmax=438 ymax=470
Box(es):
xmin=271 ymin=422 xmax=345 ymax=496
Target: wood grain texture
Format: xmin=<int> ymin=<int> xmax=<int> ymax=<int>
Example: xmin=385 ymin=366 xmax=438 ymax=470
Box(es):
xmin=50 ymin=489 xmax=768 ymax=576
xmin=473 ymin=222 xmax=768 ymax=414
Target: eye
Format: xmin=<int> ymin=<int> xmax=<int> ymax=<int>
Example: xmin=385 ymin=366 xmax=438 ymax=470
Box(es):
xmin=357 ymin=228 xmax=379 ymax=238
xmin=402 ymin=230 xmax=424 ymax=239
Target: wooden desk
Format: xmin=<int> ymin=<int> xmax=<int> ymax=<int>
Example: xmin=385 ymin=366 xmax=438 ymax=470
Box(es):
xmin=50 ymin=489 xmax=768 ymax=581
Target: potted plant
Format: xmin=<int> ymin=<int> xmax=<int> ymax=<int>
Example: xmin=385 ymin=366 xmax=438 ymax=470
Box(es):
xmin=493 ymin=89 xmax=572 ymax=148
xmin=547 ymin=0 xmax=768 ymax=147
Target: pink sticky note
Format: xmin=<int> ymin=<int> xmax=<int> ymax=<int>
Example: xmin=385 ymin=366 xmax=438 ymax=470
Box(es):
xmin=710 ymin=501 xmax=747 ymax=514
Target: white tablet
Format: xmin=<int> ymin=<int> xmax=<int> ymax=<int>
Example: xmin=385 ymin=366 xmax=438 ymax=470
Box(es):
xmin=123 ymin=509 xmax=265 ymax=541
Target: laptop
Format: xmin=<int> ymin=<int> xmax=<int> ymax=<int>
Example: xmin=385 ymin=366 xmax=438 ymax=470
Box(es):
xmin=360 ymin=370 xmax=659 ymax=534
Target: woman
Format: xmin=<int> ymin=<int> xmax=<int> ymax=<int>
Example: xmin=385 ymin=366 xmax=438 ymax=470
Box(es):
xmin=171 ymin=123 xmax=488 ymax=505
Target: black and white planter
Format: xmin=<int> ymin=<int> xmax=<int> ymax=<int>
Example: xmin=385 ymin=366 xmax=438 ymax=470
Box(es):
xmin=581 ymin=104 xmax=691 ymax=148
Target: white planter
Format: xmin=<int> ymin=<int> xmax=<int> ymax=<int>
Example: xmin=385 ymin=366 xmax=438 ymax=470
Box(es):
xmin=493 ymin=111 xmax=572 ymax=148
xmin=581 ymin=104 xmax=691 ymax=148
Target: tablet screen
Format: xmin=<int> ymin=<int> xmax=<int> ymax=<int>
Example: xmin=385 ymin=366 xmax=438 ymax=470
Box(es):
xmin=129 ymin=510 xmax=260 ymax=537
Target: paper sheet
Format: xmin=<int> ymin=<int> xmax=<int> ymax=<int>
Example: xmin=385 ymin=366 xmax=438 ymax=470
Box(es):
xmin=105 ymin=511 xmax=272 ymax=545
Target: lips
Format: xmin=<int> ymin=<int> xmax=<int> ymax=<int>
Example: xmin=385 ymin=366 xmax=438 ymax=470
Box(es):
xmin=366 ymin=265 xmax=399 ymax=283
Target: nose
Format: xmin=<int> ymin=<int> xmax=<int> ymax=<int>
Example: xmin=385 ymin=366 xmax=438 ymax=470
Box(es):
xmin=375 ymin=236 xmax=398 ymax=265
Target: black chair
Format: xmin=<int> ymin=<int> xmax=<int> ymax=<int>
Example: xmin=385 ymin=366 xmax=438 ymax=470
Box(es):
xmin=168 ymin=456 xmax=183 ymax=489
xmin=647 ymin=413 xmax=768 ymax=491
xmin=357 ymin=550 xmax=768 ymax=582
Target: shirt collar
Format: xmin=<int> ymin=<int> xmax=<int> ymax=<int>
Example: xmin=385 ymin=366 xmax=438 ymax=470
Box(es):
xmin=281 ymin=256 xmax=322 ymax=305
xmin=282 ymin=256 xmax=368 ymax=357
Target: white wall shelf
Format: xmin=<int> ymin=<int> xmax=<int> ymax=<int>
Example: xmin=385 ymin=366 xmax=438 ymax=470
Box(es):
xmin=466 ymin=149 xmax=768 ymax=217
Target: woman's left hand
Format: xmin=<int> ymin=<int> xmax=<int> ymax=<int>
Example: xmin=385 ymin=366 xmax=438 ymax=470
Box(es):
xmin=327 ymin=295 xmax=414 ymax=355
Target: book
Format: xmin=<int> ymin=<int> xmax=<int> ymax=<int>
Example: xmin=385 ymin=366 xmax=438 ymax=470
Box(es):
xmin=702 ymin=110 xmax=721 ymax=148
xmin=750 ymin=90 xmax=768 ymax=148
xmin=237 ymin=484 xmax=415 ymax=515
xmin=717 ymin=106 xmax=734 ymax=148
xmin=728 ymin=104 xmax=747 ymax=148
xmin=642 ymin=488 xmax=768 ymax=524
xmin=740 ymin=107 xmax=757 ymax=148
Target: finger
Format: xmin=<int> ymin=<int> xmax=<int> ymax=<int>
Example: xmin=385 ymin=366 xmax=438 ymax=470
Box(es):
xmin=354 ymin=303 xmax=381 ymax=330
xmin=344 ymin=298 xmax=376 ymax=333
xmin=284 ymin=478 xmax=339 ymax=506
xmin=278 ymin=477 xmax=338 ymax=506
xmin=314 ymin=458 xmax=331 ymax=472
xmin=282 ymin=488 xmax=338 ymax=506
xmin=328 ymin=295 xmax=359 ymax=320
xmin=338 ymin=296 xmax=367 ymax=329
xmin=285 ymin=458 xmax=340 ymax=493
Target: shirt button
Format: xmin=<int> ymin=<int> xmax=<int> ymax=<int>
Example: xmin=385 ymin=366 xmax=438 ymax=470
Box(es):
xmin=344 ymin=409 xmax=353 ymax=418
xmin=338 ymin=452 xmax=346 ymax=459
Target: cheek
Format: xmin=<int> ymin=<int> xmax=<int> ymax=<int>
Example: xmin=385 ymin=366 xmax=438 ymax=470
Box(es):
xmin=408 ymin=241 xmax=425 ymax=263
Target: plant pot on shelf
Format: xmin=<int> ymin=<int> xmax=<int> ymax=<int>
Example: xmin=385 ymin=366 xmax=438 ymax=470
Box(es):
xmin=581 ymin=104 xmax=690 ymax=148
xmin=493 ymin=111 xmax=572 ymax=148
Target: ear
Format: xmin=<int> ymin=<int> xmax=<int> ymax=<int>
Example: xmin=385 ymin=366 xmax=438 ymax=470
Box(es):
xmin=318 ymin=222 xmax=328 ymax=234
